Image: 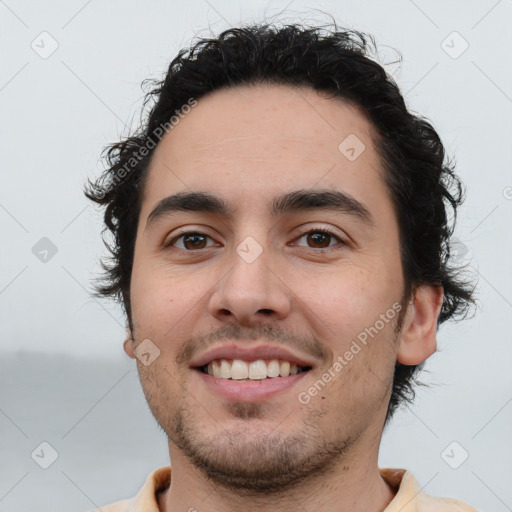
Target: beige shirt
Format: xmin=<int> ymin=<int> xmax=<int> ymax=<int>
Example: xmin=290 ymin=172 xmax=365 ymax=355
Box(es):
xmin=91 ymin=466 xmax=479 ymax=511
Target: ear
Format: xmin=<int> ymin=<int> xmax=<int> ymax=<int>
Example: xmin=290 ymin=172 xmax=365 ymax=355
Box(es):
xmin=123 ymin=327 xmax=136 ymax=359
xmin=397 ymin=285 xmax=444 ymax=365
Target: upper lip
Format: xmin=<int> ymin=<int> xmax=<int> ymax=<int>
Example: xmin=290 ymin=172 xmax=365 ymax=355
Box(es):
xmin=189 ymin=343 xmax=318 ymax=369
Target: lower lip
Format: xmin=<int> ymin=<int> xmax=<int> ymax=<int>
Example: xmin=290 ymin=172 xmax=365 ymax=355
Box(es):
xmin=193 ymin=369 xmax=309 ymax=402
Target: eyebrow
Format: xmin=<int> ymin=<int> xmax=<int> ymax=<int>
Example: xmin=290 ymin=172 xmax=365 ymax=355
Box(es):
xmin=145 ymin=188 xmax=375 ymax=229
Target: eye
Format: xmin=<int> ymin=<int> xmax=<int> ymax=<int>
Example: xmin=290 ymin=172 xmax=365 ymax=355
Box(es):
xmin=165 ymin=231 xmax=218 ymax=251
xmin=164 ymin=228 xmax=347 ymax=252
xmin=292 ymin=228 xmax=346 ymax=250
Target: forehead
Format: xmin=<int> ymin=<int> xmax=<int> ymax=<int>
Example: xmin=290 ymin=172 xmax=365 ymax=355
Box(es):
xmin=140 ymin=83 xmax=391 ymax=221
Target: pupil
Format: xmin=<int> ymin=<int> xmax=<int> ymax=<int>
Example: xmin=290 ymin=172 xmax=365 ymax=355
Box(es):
xmin=308 ymin=232 xmax=329 ymax=248
xmin=185 ymin=234 xmax=206 ymax=249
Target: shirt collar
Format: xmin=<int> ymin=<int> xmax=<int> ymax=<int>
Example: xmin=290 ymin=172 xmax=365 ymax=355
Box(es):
xmin=129 ymin=466 xmax=421 ymax=511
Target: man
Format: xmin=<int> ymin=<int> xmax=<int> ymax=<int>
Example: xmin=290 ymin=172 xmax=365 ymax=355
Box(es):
xmin=86 ymin=21 xmax=477 ymax=512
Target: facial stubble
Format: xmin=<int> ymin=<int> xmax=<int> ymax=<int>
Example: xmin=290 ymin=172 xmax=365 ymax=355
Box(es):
xmin=136 ymin=301 xmax=407 ymax=495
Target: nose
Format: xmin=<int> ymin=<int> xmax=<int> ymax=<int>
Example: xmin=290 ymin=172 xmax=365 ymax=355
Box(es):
xmin=207 ymin=243 xmax=292 ymax=327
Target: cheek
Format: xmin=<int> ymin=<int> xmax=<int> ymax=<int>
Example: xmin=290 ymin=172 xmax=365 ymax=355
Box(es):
xmin=294 ymin=266 xmax=402 ymax=392
xmin=130 ymin=257 xmax=212 ymax=337
xmin=298 ymin=263 xmax=394 ymax=329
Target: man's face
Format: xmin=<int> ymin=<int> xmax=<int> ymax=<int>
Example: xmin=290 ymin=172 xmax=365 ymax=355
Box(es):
xmin=128 ymin=84 xmax=410 ymax=491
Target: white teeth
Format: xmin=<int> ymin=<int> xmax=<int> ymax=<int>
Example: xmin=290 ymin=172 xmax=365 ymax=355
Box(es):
xmin=248 ymin=360 xmax=267 ymax=380
xmin=267 ymin=359 xmax=280 ymax=378
xmin=279 ymin=361 xmax=290 ymax=377
xmin=204 ymin=358 xmax=307 ymax=380
xmin=230 ymin=359 xmax=249 ymax=380
xmin=220 ymin=359 xmax=231 ymax=379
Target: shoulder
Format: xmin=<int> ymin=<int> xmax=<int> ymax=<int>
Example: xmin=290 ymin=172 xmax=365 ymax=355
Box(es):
xmin=380 ymin=468 xmax=479 ymax=512
xmin=87 ymin=465 xmax=171 ymax=512
xmin=408 ymin=469 xmax=479 ymax=512
xmin=417 ymin=492 xmax=480 ymax=511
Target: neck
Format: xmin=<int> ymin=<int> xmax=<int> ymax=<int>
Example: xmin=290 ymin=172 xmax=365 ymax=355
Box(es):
xmin=158 ymin=440 xmax=396 ymax=512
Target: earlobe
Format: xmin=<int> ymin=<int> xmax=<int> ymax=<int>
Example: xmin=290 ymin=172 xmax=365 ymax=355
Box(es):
xmin=397 ymin=285 xmax=444 ymax=366
xmin=123 ymin=328 xmax=136 ymax=359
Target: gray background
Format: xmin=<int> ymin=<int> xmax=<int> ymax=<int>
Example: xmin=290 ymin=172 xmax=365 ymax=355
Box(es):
xmin=1 ymin=0 xmax=511 ymax=511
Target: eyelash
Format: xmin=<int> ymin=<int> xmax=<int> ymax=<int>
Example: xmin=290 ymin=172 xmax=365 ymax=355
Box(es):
xmin=164 ymin=228 xmax=347 ymax=252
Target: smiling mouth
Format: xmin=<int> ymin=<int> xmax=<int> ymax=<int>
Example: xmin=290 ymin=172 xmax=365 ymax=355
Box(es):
xmin=197 ymin=358 xmax=312 ymax=381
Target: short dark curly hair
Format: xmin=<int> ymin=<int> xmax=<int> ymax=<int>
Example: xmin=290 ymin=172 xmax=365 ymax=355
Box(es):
xmin=85 ymin=21 xmax=476 ymax=426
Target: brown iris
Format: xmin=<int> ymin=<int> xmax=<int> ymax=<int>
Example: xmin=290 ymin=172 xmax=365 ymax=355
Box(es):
xmin=182 ymin=233 xmax=208 ymax=250
xmin=306 ymin=231 xmax=332 ymax=249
